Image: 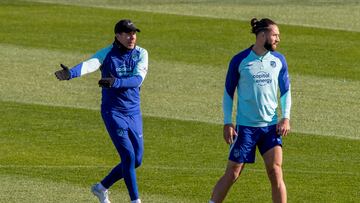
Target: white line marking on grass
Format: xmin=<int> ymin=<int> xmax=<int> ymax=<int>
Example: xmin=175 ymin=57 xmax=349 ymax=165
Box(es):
xmin=1 ymin=44 xmax=359 ymax=140
xmin=23 ymin=0 xmax=360 ymax=32
xmin=1 ymin=165 xmax=358 ymax=176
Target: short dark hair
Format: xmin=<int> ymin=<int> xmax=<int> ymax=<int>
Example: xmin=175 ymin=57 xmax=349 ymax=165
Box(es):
xmin=250 ymin=18 xmax=277 ymax=35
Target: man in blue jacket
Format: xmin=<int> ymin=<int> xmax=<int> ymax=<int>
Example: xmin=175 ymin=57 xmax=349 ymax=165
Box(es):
xmin=55 ymin=19 xmax=148 ymax=203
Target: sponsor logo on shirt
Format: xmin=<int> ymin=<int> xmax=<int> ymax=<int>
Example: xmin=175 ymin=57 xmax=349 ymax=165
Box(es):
xmin=116 ymin=65 xmax=132 ymax=75
xmin=253 ymin=71 xmax=272 ymax=86
xmin=113 ymin=51 xmax=140 ymax=76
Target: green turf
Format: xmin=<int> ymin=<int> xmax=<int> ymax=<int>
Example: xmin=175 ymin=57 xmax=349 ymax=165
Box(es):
xmin=1 ymin=1 xmax=359 ymax=81
xmin=1 ymin=43 xmax=359 ymax=139
xmin=25 ymin=0 xmax=360 ymax=32
xmin=1 ymin=0 xmax=360 ymax=202
xmin=1 ymin=101 xmax=359 ymax=202
xmin=0 ymin=1 xmax=359 ymax=139
xmin=0 ymin=102 xmax=360 ymax=202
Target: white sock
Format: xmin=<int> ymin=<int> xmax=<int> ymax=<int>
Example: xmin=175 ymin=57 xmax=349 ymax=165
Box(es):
xmin=131 ymin=199 xmax=141 ymax=203
xmin=97 ymin=183 xmax=107 ymax=191
xmin=209 ymin=200 xmax=215 ymax=203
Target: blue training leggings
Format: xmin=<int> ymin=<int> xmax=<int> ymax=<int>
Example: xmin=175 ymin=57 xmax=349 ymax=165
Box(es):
xmin=100 ymin=109 xmax=144 ymax=201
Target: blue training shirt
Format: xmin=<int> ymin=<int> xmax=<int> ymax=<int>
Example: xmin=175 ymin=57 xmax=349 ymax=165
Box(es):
xmin=223 ymin=46 xmax=291 ymax=127
xmin=68 ymin=43 xmax=148 ymax=114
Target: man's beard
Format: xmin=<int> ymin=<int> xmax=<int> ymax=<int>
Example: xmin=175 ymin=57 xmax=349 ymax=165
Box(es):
xmin=264 ymin=39 xmax=275 ymax=51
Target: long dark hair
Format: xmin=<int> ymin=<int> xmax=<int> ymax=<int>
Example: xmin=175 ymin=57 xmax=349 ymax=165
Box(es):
xmin=250 ymin=18 xmax=277 ymax=35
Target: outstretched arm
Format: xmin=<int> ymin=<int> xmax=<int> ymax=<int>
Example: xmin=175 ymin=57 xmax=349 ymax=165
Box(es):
xmin=54 ymin=45 xmax=112 ymax=81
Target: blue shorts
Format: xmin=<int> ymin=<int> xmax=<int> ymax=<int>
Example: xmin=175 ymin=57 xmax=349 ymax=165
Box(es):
xmin=229 ymin=125 xmax=282 ymax=163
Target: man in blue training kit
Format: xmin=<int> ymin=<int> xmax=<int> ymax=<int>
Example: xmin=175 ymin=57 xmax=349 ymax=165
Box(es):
xmin=209 ymin=18 xmax=291 ymax=203
xmin=55 ymin=19 xmax=148 ymax=203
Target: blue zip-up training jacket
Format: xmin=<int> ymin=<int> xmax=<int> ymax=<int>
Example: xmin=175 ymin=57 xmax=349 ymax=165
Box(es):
xmin=68 ymin=42 xmax=148 ymax=115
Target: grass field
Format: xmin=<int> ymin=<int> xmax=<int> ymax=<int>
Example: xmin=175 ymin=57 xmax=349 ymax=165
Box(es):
xmin=1 ymin=0 xmax=359 ymax=202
